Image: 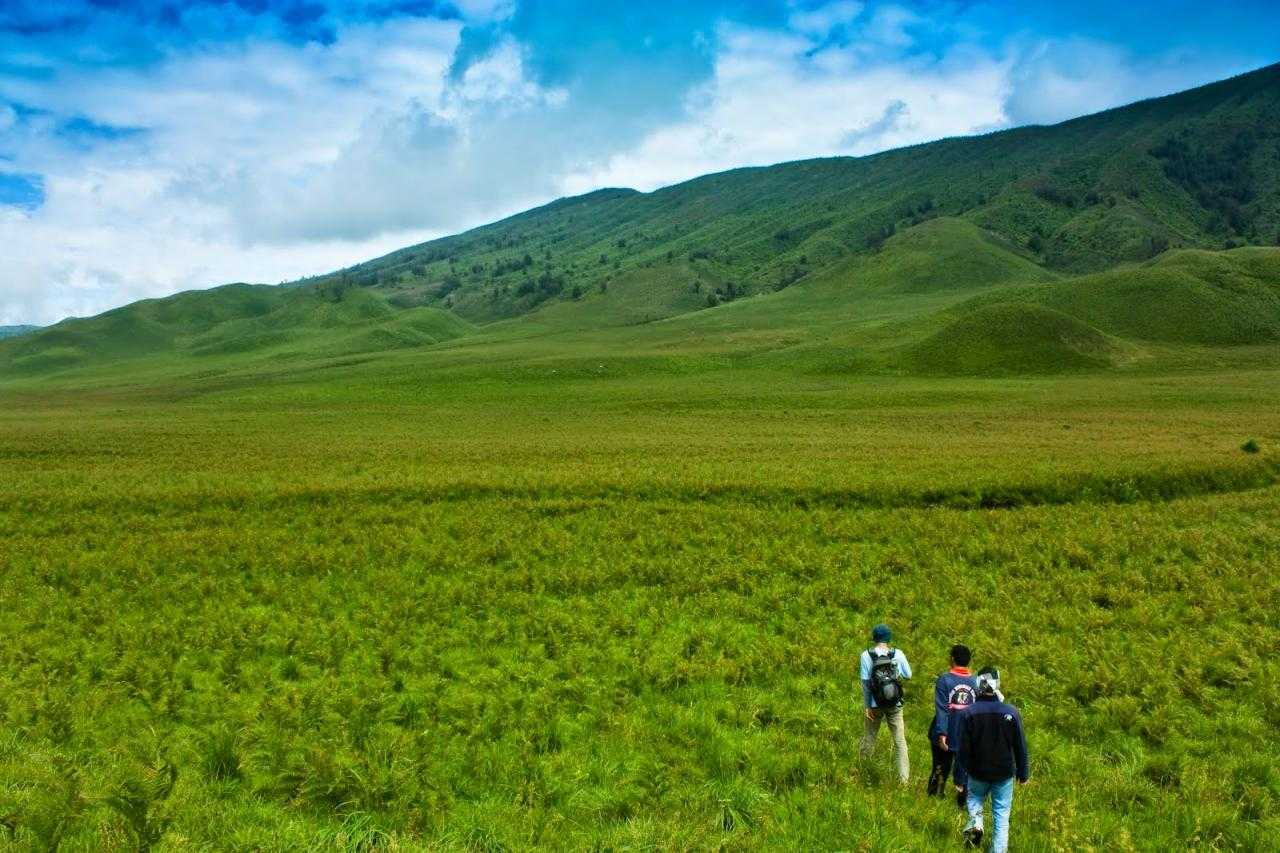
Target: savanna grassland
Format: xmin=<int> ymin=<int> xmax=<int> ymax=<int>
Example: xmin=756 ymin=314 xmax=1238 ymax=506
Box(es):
xmin=3 ymin=62 xmax=1280 ymax=851
xmin=2 ymin=357 xmax=1279 ymax=851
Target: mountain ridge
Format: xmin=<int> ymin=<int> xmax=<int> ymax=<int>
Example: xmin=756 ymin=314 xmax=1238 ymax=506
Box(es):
xmin=0 ymin=325 xmax=39 ymax=340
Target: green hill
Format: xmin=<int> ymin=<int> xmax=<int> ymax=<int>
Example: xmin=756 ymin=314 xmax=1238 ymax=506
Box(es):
xmin=978 ymin=247 xmax=1280 ymax=346
xmin=902 ymin=303 xmax=1120 ymax=375
xmin=333 ymin=61 xmax=1279 ymax=323
xmin=3 ymin=284 xmax=471 ymax=376
xmin=4 ymin=62 xmax=1280 ymax=384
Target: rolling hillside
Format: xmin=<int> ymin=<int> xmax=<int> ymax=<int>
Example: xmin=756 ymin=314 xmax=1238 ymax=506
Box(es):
xmin=0 ymin=285 xmax=470 ymax=376
xmin=3 ymin=62 xmax=1280 ymax=384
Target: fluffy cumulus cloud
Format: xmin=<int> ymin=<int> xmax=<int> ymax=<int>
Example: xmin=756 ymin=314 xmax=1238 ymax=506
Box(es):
xmin=1002 ymin=38 xmax=1257 ymax=126
xmin=0 ymin=0 xmax=1276 ymax=324
xmin=561 ymin=17 xmax=1010 ymax=193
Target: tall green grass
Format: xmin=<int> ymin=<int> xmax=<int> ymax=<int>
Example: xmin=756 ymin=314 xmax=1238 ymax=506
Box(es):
xmin=1 ymin=365 xmax=1278 ymax=849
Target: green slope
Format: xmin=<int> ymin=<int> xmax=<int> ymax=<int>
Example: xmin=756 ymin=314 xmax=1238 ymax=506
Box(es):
xmin=3 ymin=62 xmax=1280 ymax=385
xmin=1002 ymin=248 xmax=1280 ymax=345
xmin=2 ymin=284 xmax=471 ymax=376
xmin=335 ymin=61 xmax=1280 ymax=324
xmin=879 ymin=248 xmax=1280 ymax=376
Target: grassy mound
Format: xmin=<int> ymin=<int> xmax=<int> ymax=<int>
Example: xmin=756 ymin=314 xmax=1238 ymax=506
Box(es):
xmin=5 ymin=309 xmax=176 ymax=372
xmin=904 ymin=302 xmax=1118 ymax=375
xmin=981 ymin=247 xmax=1280 ymax=346
xmin=844 ymin=217 xmax=1055 ymax=294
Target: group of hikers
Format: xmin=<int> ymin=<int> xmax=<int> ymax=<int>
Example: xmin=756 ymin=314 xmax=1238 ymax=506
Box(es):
xmin=859 ymin=623 xmax=1030 ymax=853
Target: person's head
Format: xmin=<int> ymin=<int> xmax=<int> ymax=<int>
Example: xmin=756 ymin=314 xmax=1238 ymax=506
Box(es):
xmin=950 ymin=644 xmax=972 ymax=668
xmin=976 ymin=666 xmax=1001 ymax=697
xmin=871 ymin=623 xmax=892 ymax=644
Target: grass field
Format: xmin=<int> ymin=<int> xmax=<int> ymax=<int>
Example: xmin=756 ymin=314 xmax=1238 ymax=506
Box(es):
xmin=3 ymin=62 xmax=1280 ymax=851
xmin=3 ymin=353 xmax=1279 ymax=851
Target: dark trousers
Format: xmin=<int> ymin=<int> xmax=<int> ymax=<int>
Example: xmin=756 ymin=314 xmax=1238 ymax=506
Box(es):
xmin=928 ymin=740 xmax=967 ymax=806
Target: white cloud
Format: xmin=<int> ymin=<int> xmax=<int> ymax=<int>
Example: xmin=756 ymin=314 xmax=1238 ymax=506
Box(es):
xmin=229 ymin=33 xmax=573 ymax=244
xmin=561 ymin=25 xmax=1009 ymax=193
xmin=789 ymin=1 xmax=864 ymax=36
xmin=1003 ymin=38 xmax=1246 ymax=126
xmin=457 ymin=37 xmax=567 ymax=106
xmin=0 ymin=177 xmax=431 ymax=325
xmin=861 ymin=4 xmax=920 ymax=49
xmin=452 ymin=0 xmax=518 ymax=22
xmin=0 ymin=16 xmax=571 ymax=325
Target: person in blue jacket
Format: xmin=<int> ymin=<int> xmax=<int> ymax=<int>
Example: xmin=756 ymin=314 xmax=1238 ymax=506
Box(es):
xmin=927 ymin=643 xmax=977 ymax=806
xmin=954 ymin=667 xmax=1030 ymax=853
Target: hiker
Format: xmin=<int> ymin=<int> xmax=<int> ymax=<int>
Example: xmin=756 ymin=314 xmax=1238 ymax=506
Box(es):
xmin=954 ymin=667 xmax=1029 ymax=853
xmin=927 ymin=643 xmax=977 ymax=806
xmin=859 ymin=623 xmax=912 ymax=783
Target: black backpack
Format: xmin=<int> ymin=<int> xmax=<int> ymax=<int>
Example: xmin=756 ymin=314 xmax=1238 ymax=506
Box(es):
xmin=869 ymin=648 xmax=904 ymax=707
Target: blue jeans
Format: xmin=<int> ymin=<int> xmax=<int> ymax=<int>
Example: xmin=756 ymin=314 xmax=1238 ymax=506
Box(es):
xmin=965 ymin=777 xmax=1014 ymax=853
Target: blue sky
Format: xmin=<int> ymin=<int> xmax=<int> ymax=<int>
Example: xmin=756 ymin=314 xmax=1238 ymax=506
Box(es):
xmin=0 ymin=1 xmax=1276 ymax=324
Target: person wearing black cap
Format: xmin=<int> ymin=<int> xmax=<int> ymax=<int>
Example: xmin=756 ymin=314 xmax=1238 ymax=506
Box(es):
xmin=953 ymin=667 xmax=1029 ymax=853
xmin=858 ymin=623 xmax=913 ymax=783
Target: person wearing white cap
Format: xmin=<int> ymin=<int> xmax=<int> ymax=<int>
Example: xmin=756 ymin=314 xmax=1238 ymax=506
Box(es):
xmin=954 ymin=667 xmax=1029 ymax=853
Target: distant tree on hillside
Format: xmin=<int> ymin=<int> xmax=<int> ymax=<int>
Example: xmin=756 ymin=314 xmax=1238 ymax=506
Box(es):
xmin=1032 ymin=179 xmax=1075 ymax=207
xmin=1151 ymin=128 xmax=1258 ymax=234
xmin=536 ymin=272 xmax=564 ymax=296
xmin=865 ymin=223 xmax=895 ymax=251
xmin=775 ymin=267 xmax=804 ymax=291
